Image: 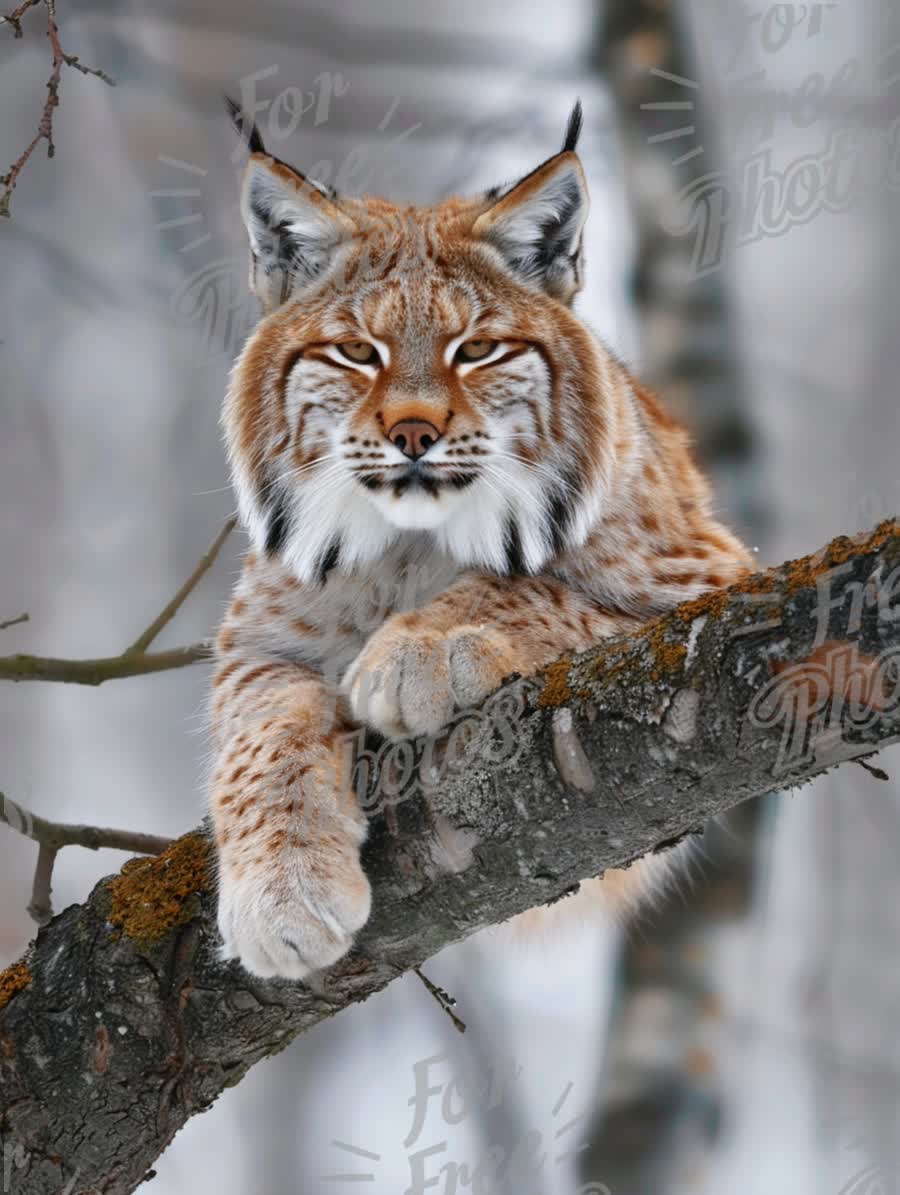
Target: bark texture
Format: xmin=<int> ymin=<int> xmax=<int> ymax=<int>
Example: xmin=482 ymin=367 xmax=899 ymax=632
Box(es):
xmin=1 ymin=520 xmax=899 ymax=1195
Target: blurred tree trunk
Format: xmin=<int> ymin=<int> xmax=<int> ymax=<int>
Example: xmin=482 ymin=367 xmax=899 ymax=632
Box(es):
xmin=579 ymin=3 xmax=770 ymax=1190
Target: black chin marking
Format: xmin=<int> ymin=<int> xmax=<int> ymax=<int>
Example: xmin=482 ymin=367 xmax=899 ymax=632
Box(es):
xmin=264 ymin=494 xmax=290 ymax=557
xmin=358 ymin=475 xmax=383 ymax=491
xmin=546 ymin=467 xmax=582 ymax=556
xmin=316 ymin=537 xmax=341 ymax=586
xmin=389 ymin=469 xmax=476 ymax=498
xmin=447 ymin=472 xmax=478 ymax=490
xmin=503 ymin=515 xmax=528 ymax=576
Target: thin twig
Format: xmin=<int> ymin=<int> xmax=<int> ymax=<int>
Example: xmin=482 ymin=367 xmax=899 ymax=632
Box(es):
xmin=414 ymin=967 xmax=467 ymax=1034
xmin=855 ymin=757 xmax=890 ymax=782
xmin=0 ymin=612 xmax=29 ymax=631
xmin=28 ymin=842 xmax=57 ymax=925
xmin=1 ymin=790 xmax=172 ymax=923
xmin=127 ymin=518 xmax=237 ymax=654
xmin=0 ymin=0 xmax=40 ymax=37
xmin=1 ymin=0 xmax=115 ymax=217
xmin=0 ymin=518 xmax=235 ymax=684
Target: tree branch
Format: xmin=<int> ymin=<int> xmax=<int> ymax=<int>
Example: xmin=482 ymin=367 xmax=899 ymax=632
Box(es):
xmin=1 ymin=0 xmax=115 ymax=217
xmin=0 ymin=790 xmax=173 ymax=925
xmin=0 ymin=518 xmax=235 ymax=684
xmin=1 ymin=519 xmax=899 ymax=1194
xmin=0 ymin=643 xmax=215 ymax=684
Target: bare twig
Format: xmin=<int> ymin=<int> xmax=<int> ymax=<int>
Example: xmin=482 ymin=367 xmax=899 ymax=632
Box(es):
xmin=127 ymin=518 xmax=237 ymax=654
xmin=414 ymin=967 xmax=467 ymax=1034
xmin=0 ymin=642 xmax=217 ymax=684
xmin=0 ymin=643 xmax=214 ymax=684
xmin=0 ymin=612 xmax=29 ymax=631
xmin=0 ymin=521 xmax=232 ymax=914
xmin=0 ymin=0 xmax=40 ymax=37
xmin=27 ymin=842 xmax=56 ymax=925
xmin=1 ymin=0 xmax=115 ymax=217
xmin=0 ymin=518 xmax=235 ymax=684
xmin=855 ymin=757 xmax=890 ymax=782
xmin=0 ymin=789 xmax=172 ymax=923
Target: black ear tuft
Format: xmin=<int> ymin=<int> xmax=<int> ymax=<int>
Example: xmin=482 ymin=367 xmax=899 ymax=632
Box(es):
xmin=224 ymin=95 xmax=266 ymax=156
xmin=561 ymin=100 xmax=583 ymax=154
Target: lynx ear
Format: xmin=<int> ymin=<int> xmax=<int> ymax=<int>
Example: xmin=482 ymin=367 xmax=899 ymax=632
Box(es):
xmin=473 ymin=104 xmax=589 ymax=304
xmin=227 ymin=100 xmax=355 ymax=311
xmin=240 ymin=156 xmax=358 ymax=310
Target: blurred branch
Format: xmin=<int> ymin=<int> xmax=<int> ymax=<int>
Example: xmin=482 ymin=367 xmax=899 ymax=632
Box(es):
xmin=126 ymin=518 xmax=236 ymax=654
xmin=0 ymin=643 xmax=214 ymax=683
xmin=0 ymin=790 xmax=172 ymax=924
xmin=0 ymin=612 xmax=28 ymax=631
xmin=0 ymin=0 xmax=40 ymax=38
xmin=0 ymin=520 xmax=233 ymax=923
xmin=1 ymin=0 xmax=115 ymax=217
xmin=0 ymin=518 xmax=236 ymax=684
xmin=2 ymin=521 xmax=899 ymax=1194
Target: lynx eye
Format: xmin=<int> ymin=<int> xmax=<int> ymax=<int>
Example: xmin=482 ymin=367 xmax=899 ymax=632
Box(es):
xmin=338 ymin=341 xmax=379 ymax=365
xmin=456 ymin=338 xmax=498 ymax=363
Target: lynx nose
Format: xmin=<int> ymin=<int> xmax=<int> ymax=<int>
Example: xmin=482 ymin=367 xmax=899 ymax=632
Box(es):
xmin=387 ymin=420 xmax=441 ymax=461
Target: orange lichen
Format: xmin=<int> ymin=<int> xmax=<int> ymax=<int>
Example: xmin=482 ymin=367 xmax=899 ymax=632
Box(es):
xmin=673 ymin=588 xmax=731 ymax=624
xmin=551 ymin=522 xmax=900 ymax=701
xmin=740 ymin=570 xmax=779 ymax=596
xmin=538 ymin=656 xmax=574 ymax=707
xmin=784 ymin=518 xmax=900 ymax=594
xmin=644 ymin=617 xmax=689 ymax=683
xmin=0 ymin=961 xmax=32 ymax=1010
xmin=107 ymin=833 xmax=210 ymax=946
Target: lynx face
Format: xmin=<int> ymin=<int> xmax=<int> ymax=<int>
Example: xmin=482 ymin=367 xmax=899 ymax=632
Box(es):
xmin=223 ymin=104 xmax=622 ymax=585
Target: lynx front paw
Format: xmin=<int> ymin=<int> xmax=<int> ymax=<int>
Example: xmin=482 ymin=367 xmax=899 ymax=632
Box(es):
xmin=217 ymin=838 xmax=371 ymax=980
xmin=343 ymin=621 xmax=521 ymax=738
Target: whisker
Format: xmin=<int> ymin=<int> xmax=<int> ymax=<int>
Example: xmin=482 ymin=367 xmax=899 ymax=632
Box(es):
xmin=481 ymin=463 xmax=568 ymax=544
xmin=489 ymin=450 xmax=579 ymax=494
xmin=191 ymin=483 xmax=235 ymax=497
xmin=473 ymin=470 xmax=511 ymax=512
xmin=254 ymin=451 xmax=341 ymax=499
xmin=262 ymin=458 xmax=345 ymax=498
xmin=481 ymin=464 xmax=538 ymax=512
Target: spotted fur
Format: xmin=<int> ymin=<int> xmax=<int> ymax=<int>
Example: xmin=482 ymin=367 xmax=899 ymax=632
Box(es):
xmin=210 ymin=104 xmax=752 ymax=979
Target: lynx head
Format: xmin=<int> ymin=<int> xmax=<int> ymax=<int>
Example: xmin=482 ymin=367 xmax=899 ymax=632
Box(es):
xmin=223 ymin=101 xmax=621 ymax=584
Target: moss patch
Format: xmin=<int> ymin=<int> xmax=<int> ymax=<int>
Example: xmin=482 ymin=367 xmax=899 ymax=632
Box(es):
xmin=0 ymin=961 xmax=32 ymax=1011
xmin=107 ymin=833 xmax=210 ymax=947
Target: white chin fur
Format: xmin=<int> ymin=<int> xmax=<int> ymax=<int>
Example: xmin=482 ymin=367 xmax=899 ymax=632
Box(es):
xmin=365 ymin=486 xmax=469 ymax=530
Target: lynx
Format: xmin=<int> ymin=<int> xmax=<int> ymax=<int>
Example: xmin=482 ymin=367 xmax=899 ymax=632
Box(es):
xmin=210 ymin=102 xmax=752 ymax=979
